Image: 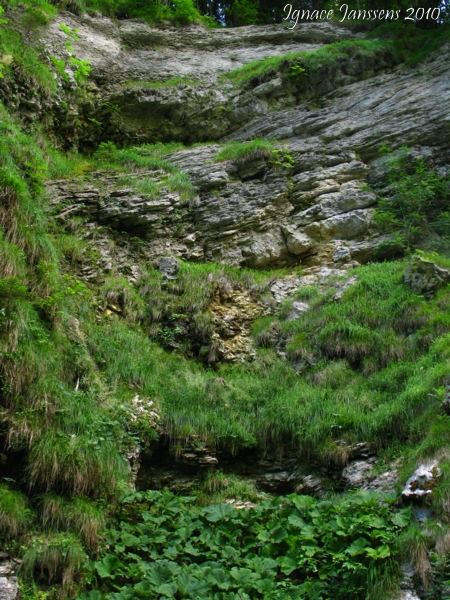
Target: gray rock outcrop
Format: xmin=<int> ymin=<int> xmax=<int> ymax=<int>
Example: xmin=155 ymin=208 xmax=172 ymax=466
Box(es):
xmin=0 ymin=555 xmax=19 ymax=600
xmin=341 ymin=457 xmax=378 ymax=490
xmin=402 ymin=460 xmax=441 ymax=500
xmin=30 ymin=15 xmax=449 ymax=270
xmin=405 ymin=255 xmax=450 ymax=296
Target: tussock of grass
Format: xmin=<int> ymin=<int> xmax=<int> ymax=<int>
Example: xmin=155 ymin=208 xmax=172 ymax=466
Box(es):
xmin=27 ymin=428 xmax=126 ymax=495
xmin=21 ymin=532 xmax=87 ymax=589
xmin=214 ymin=139 xmax=275 ymax=163
xmin=45 ymin=149 xmax=91 ymax=180
xmin=92 ymin=141 xmax=197 ymax=200
xmin=93 ymin=141 xmax=186 ymax=172
xmin=101 ymin=275 xmax=145 ymax=322
xmin=42 ymin=494 xmax=105 ymax=552
xmin=0 ymin=484 xmax=34 ymax=539
xmin=193 ymin=470 xmax=263 ymax=506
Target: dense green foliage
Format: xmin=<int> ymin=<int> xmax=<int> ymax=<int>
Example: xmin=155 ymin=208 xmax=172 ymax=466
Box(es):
xmin=3 ymin=0 xmax=449 ymax=28
xmin=373 ymin=146 xmax=450 ymax=248
xmin=80 ymin=490 xmax=409 ymax=600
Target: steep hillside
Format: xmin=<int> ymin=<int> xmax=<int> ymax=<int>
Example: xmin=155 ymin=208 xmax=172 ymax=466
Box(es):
xmin=0 ymin=4 xmax=450 ymax=600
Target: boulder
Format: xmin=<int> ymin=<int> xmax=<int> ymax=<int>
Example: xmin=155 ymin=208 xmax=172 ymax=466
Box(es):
xmin=332 ymin=244 xmax=351 ymax=264
xmin=282 ymin=227 xmax=316 ymax=256
xmin=362 ymin=469 xmax=400 ymax=495
xmin=441 ymin=387 xmax=450 ymax=414
xmin=294 ymin=474 xmax=325 ymax=497
xmin=269 ymin=278 xmax=302 ymax=303
xmin=396 ymin=590 xmax=421 ymax=600
xmin=333 ymin=275 xmax=357 ymax=300
xmin=305 ymin=209 xmax=373 ymax=241
xmin=157 ymin=256 xmax=180 ymax=280
xmin=404 ymin=256 xmax=450 ymax=296
xmin=0 ymin=556 xmax=19 ymax=600
xmin=286 ymin=301 xmax=309 ymax=321
xmin=402 ymin=460 xmax=441 ymax=500
xmin=341 ymin=457 xmax=378 ymax=489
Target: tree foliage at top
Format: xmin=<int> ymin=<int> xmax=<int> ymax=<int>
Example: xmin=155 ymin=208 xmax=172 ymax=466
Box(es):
xmin=42 ymin=0 xmax=450 ymax=26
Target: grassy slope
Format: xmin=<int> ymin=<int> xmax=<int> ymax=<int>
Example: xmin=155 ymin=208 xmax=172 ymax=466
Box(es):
xmin=2 ymin=126 xmax=449 ymax=595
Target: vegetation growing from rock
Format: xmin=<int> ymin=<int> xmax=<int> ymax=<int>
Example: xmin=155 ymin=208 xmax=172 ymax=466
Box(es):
xmin=222 ymin=39 xmax=399 ymax=87
xmin=122 ymin=77 xmax=200 ymax=90
xmin=214 ymin=139 xmax=275 ymax=163
xmin=222 ymin=27 xmax=450 ymax=91
xmin=372 ymin=146 xmax=450 ymax=248
xmin=0 ymin=3 xmax=450 ymax=600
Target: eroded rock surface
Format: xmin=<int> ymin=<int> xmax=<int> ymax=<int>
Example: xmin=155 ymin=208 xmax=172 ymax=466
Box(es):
xmin=34 ymin=15 xmax=449 ymax=271
xmin=402 ymin=460 xmax=442 ymax=500
xmin=341 ymin=457 xmax=378 ymax=490
xmin=405 ymin=255 xmax=450 ymax=296
xmin=0 ymin=554 xmax=19 ymax=600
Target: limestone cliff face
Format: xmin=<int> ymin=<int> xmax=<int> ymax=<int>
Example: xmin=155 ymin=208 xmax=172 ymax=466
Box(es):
xmin=26 ymin=15 xmax=449 ymax=271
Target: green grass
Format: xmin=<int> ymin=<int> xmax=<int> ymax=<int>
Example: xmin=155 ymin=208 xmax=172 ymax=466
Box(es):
xmin=70 ymin=257 xmax=448 ymax=472
xmin=414 ymin=250 xmax=450 ymax=270
xmin=222 ymin=26 xmax=450 ymax=89
xmin=214 ymin=139 xmax=275 ymax=163
xmin=1 ymin=18 xmax=450 ymax=598
xmin=192 ymin=470 xmax=264 ymax=506
xmin=41 ymin=495 xmax=105 ymax=552
xmin=221 ymin=39 xmax=397 ymax=87
xmin=0 ymin=4 xmax=57 ymax=94
xmin=21 ymin=532 xmax=87 ymax=591
xmin=90 ymin=141 xmax=197 ymax=200
xmin=92 ymin=141 xmax=182 ymax=173
xmin=1 ymin=103 xmax=447 ymax=484
xmin=122 ymin=76 xmax=199 ymax=89
xmin=0 ymin=484 xmax=34 ymax=539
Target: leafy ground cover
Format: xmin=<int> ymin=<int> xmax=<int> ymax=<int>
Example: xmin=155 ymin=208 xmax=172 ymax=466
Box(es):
xmin=79 ymin=489 xmax=410 ymax=600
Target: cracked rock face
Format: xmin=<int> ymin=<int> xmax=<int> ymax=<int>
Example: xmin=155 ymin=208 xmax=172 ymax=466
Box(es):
xmin=0 ymin=555 xmax=19 ymax=600
xmin=46 ymin=146 xmax=387 ymax=269
xmin=37 ymin=16 xmax=449 ymax=270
